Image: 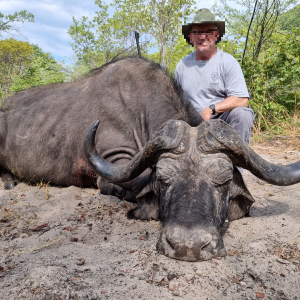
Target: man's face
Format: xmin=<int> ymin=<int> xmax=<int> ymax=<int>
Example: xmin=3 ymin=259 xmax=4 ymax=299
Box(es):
xmin=189 ymin=24 xmax=219 ymax=53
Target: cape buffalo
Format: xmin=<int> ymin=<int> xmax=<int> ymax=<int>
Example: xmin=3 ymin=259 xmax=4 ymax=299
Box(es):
xmin=1 ymin=57 xmax=300 ymax=261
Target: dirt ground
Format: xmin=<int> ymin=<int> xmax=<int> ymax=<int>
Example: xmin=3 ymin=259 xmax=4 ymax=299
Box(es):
xmin=0 ymin=146 xmax=300 ymax=300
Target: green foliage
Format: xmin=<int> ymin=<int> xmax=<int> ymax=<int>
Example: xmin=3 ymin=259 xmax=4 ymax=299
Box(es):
xmin=0 ymin=10 xmax=34 ymax=37
xmin=217 ymin=39 xmax=240 ymax=58
xmin=146 ymin=34 xmax=193 ymax=76
xmin=68 ymin=0 xmax=149 ymax=71
xmin=278 ymin=4 xmax=300 ymax=30
xmin=112 ymin=0 xmax=196 ymax=69
xmin=0 ymin=38 xmax=34 ymax=99
xmin=239 ymin=26 xmax=300 ymax=129
xmin=0 ymin=39 xmax=67 ymax=101
xmin=68 ymin=0 xmax=122 ymax=70
xmin=68 ymin=0 xmax=196 ymax=73
xmin=212 ymin=0 xmax=300 ymax=132
xmin=9 ymin=44 xmax=68 ymax=93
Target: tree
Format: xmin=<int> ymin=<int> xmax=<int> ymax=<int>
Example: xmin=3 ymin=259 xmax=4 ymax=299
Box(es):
xmin=0 ymin=38 xmax=34 ymax=99
xmin=278 ymin=3 xmax=300 ymax=30
xmin=0 ymin=10 xmax=34 ymax=37
xmin=210 ymin=1 xmax=300 ymax=132
xmin=68 ymin=0 xmax=196 ymax=71
xmin=146 ymin=34 xmax=193 ymax=76
xmin=0 ymin=40 xmax=68 ymax=101
xmin=112 ymin=0 xmax=196 ymax=70
xmin=10 ymin=44 xmax=68 ymax=93
xmin=213 ymin=0 xmax=298 ymax=65
xmin=68 ymin=0 xmax=148 ymax=70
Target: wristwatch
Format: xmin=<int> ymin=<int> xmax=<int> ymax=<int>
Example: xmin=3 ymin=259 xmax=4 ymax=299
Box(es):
xmin=209 ymin=104 xmax=216 ymax=115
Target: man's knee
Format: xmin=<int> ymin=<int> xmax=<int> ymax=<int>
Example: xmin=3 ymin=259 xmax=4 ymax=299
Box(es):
xmin=220 ymin=106 xmax=255 ymax=145
xmin=230 ymin=107 xmax=255 ymax=124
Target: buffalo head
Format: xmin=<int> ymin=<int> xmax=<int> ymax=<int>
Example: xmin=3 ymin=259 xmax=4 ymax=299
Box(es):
xmin=84 ymin=119 xmax=300 ymax=261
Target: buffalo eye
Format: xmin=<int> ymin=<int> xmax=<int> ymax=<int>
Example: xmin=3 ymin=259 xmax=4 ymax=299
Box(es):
xmin=212 ymin=167 xmax=233 ymax=185
xmin=206 ymin=158 xmax=233 ymax=185
xmin=156 ymin=158 xmax=180 ymax=185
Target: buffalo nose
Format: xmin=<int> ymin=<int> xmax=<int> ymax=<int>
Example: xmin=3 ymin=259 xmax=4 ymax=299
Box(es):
xmin=157 ymin=225 xmax=224 ymax=261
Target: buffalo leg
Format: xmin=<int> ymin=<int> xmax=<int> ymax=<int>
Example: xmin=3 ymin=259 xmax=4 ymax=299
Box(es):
xmin=97 ymin=177 xmax=137 ymax=202
xmin=0 ymin=167 xmax=15 ymax=190
xmin=97 ymin=168 xmax=152 ymax=203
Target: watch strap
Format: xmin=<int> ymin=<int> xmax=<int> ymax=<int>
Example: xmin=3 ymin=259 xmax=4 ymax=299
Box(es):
xmin=209 ymin=104 xmax=216 ymax=115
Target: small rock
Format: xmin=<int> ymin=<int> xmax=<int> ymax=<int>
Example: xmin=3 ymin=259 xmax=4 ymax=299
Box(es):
xmin=63 ymin=227 xmax=73 ymax=231
xmin=169 ymin=282 xmax=177 ymax=291
xmin=162 ymin=280 xmax=169 ymax=286
xmin=276 ymin=258 xmax=290 ymax=264
xmin=167 ymin=273 xmax=177 ymax=281
xmin=76 ymin=259 xmax=85 ymax=266
xmin=256 ymin=291 xmax=265 ymax=298
xmin=233 ymin=277 xmax=240 ymax=284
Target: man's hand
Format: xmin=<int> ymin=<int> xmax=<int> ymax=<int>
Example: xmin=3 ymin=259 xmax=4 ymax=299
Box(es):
xmin=200 ymin=97 xmax=249 ymax=121
xmin=200 ymin=106 xmax=213 ymax=120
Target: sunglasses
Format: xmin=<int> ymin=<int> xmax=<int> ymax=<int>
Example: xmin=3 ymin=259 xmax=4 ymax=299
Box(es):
xmin=189 ymin=29 xmax=218 ymax=37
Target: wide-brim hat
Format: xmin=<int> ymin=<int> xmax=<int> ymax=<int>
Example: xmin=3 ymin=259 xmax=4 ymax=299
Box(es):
xmin=182 ymin=8 xmax=225 ymax=45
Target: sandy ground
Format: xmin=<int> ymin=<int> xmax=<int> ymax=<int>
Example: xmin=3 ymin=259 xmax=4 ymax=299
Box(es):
xmin=0 ymin=148 xmax=300 ymax=300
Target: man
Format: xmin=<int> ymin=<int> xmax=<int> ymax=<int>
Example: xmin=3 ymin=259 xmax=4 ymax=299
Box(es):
xmin=175 ymin=8 xmax=254 ymax=146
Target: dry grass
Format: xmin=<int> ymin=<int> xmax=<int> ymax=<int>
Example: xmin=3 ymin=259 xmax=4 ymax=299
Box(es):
xmin=11 ymin=236 xmax=63 ymax=256
xmin=274 ymin=232 xmax=300 ymax=263
xmin=251 ymin=115 xmax=300 ymax=155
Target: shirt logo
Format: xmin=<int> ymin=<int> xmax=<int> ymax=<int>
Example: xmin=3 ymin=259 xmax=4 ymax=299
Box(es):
xmin=210 ymin=72 xmax=219 ymax=86
xmin=211 ymin=72 xmax=219 ymax=81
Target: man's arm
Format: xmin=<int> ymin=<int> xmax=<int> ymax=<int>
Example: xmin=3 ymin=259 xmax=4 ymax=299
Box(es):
xmin=200 ymin=96 xmax=249 ymax=120
xmin=201 ymin=96 xmax=249 ymax=120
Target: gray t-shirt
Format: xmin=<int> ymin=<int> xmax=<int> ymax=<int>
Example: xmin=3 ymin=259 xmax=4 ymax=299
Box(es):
xmin=174 ymin=49 xmax=249 ymax=113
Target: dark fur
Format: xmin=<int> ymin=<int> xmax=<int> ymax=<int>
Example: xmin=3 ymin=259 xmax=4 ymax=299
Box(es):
xmin=125 ymin=121 xmax=255 ymax=261
xmin=0 ymin=57 xmax=202 ymax=187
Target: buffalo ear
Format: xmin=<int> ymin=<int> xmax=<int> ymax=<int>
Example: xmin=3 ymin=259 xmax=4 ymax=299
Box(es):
xmin=228 ymin=168 xmax=255 ymax=221
xmin=136 ymin=183 xmax=153 ymax=199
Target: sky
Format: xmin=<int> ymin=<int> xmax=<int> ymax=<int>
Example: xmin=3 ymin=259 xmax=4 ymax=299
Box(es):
xmin=0 ymin=0 xmax=216 ymax=64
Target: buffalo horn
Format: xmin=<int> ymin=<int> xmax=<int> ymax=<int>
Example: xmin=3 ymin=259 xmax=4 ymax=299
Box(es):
xmin=84 ymin=120 xmax=186 ymax=184
xmin=198 ymin=120 xmax=300 ymax=186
